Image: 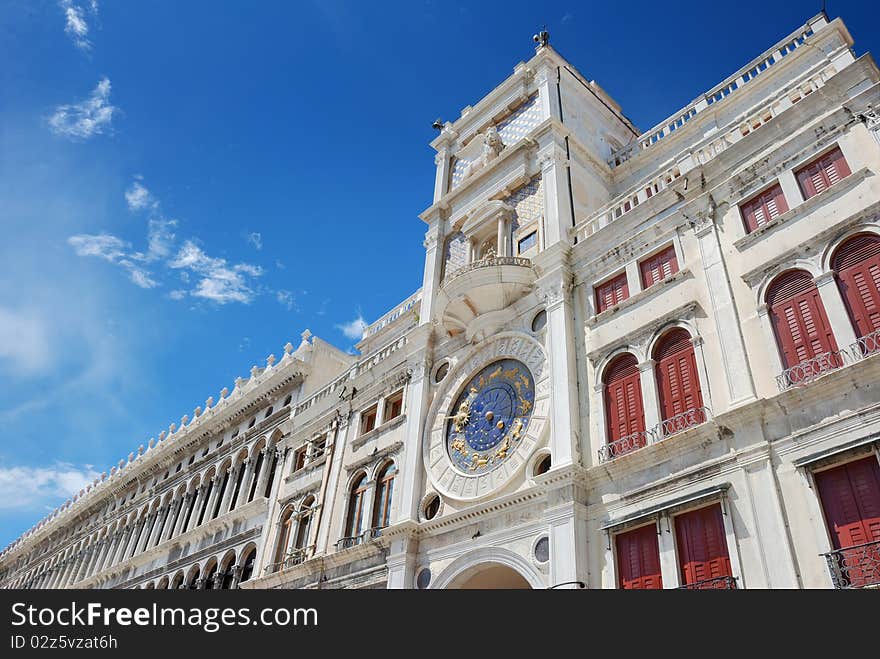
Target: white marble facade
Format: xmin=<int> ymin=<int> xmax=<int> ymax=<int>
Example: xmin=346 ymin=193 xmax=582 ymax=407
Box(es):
xmin=3 ymin=12 xmax=880 ymax=590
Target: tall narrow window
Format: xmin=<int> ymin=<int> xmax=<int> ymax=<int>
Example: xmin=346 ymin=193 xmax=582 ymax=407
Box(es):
xmin=766 ymin=270 xmax=838 ymax=377
xmin=603 ymin=354 xmax=645 ymax=456
xmin=345 ymin=474 xmax=369 ymax=539
xmin=595 ymin=272 xmax=629 ymax=314
xmin=212 ymin=469 xmax=229 ymax=519
xmin=230 ymin=462 xmax=246 ymax=509
xmin=639 ymin=245 xmax=679 ymax=288
xmin=197 ymin=477 xmax=214 ymax=526
xmin=832 ymin=233 xmax=880 ymax=341
xmin=294 ymin=496 xmax=315 ymax=551
xmin=653 ymin=329 xmax=704 ymax=428
xmin=372 ymin=463 xmax=397 ymax=530
xmin=274 ymin=509 xmax=293 ymax=567
xmin=263 ymin=451 xmax=278 ymax=499
xmin=796 ymin=146 xmax=851 ymax=199
xmin=616 ymin=524 xmax=663 ymax=590
xmin=674 ymin=504 xmax=734 ymax=588
xmin=815 ymin=457 xmax=880 ymax=588
xmin=740 ymin=183 xmax=789 ymax=233
xmin=239 ymin=548 xmax=256 ymax=583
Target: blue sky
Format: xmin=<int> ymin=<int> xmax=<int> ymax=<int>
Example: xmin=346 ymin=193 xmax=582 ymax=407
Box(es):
xmin=0 ymin=1 xmax=876 ymax=547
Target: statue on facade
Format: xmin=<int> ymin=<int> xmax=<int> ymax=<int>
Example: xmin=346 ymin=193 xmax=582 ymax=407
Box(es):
xmin=461 ymin=126 xmax=504 ymax=180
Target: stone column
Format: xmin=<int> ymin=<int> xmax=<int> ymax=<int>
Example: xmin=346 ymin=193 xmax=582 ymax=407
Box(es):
xmin=173 ymin=493 xmax=193 ymax=537
xmin=111 ymin=528 xmax=132 ymax=567
xmin=545 ymin=496 xmax=589 ymax=589
xmin=253 ymin=449 xmax=272 ymax=501
xmin=593 ymin=382 xmax=607 ymax=460
xmin=419 ymin=221 xmax=445 ymax=326
xmin=638 ymin=360 xmax=662 ymax=436
xmin=539 ymin=270 xmax=581 ymax=468
xmin=395 ymin=355 xmax=430 ymax=524
xmin=219 ymin=465 xmax=239 ymax=516
xmin=204 ymin=475 xmax=223 ymax=521
xmin=814 ymin=271 xmax=859 ymax=348
xmin=187 ymin=486 xmax=207 ymax=532
xmin=691 ymin=336 xmax=714 ymax=413
xmin=233 ymin=459 xmax=255 ymax=509
xmin=360 ymin=480 xmax=377 ymax=538
xmin=147 ymin=507 xmax=168 ymax=548
xmin=230 ymin=565 xmax=243 ymax=590
xmin=657 ymin=514 xmax=681 ymax=588
xmin=386 ymin=537 xmax=417 ymax=589
xmin=693 ymin=218 xmax=756 ymax=407
xmin=160 ymin=498 xmax=181 ymax=542
xmin=757 ymin=305 xmax=785 ymax=377
xmin=432 ymin=147 xmax=451 ymax=204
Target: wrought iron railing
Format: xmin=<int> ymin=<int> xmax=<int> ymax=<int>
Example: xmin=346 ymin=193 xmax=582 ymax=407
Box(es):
xmin=822 ymin=540 xmax=880 ymax=589
xmin=677 ymin=575 xmax=737 ymax=590
xmin=598 ymin=407 xmax=711 ymax=463
xmin=776 ymin=329 xmax=880 ymax=390
xmin=335 ymin=535 xmax=363 ymax=551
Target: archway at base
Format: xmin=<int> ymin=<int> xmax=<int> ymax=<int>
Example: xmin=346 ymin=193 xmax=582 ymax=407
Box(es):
xmin=451 ymin=563 xmax=532 ymax=589
xmin=431 ymin=547 xmax=544 ymax=589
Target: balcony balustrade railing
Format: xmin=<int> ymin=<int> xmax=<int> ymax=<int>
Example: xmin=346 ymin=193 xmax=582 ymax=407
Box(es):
xmin=776 ymin=329 xmax=880 ymax=391
xmin=677 ymin=576 xmax=737 ymax=590
xmin=265 ymin=545 xmax=315 ymax=575
xmin=822 ymin=540 xmax=880 ymax=589
xmin=335 ymin=527 xmax=384 ymax=551
xmin=444 ymin=256 xmax=532 ymax=284
xmin=598 ymin=407 xmax=710 ymax=463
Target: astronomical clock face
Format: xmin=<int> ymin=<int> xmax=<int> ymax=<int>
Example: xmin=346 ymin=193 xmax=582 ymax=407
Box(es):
xmin=445 ymin=359 xmax=534 ymax=475
xmin=425 ymin=335 xmax=550 ymax=502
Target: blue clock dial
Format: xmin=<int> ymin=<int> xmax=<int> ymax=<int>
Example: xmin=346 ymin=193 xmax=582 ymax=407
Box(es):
xmin=446 ymin=359 xmax=535 ymax=475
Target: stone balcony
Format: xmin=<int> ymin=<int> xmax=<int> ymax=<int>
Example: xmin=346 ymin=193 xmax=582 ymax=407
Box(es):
xmin=435 ymin=256 xmax=536 ymax=341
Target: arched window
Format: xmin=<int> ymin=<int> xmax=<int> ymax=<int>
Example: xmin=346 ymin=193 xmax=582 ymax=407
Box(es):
xmin=239 ymin=547 xmax=256 ymax=584
xmin=766 ymin=270 xmax=838 ymax=378
xmin=197 ymin=474 xmax=213 ymax=526
xmin=220 ymin=554 xmax=236 ymax=590
xmin=345 ymin=474 xmax=369 ymax=539
xmin=212 ymin=467 xmax=230 ymax=520
xmin=372 ymin=463 xmax=397 ymax=530
xmin=653 ymin=329 xmax=704 ymax=431
xmin=202 ymin=561 xmax=218 ymax=590
xmin=157 ymin=576 xmax=169 ymax=590
xmin=170 ymin=572 xmax=184 ymax=590
xmin=263 ymin=451 xmax=279 ymax=499
xmin=186 ymin=566 xmax=200 ymax=590
xmin=832 ymin=233 xmax=880 ymax=343
xmin=603 ymin=354 xmax=645 ymax=455
xmin=181 ymin=484 xmax=198 ymax=532
xmin=294 ymin=497 xmax=315 ymax=551
xmin=274 ymin=508 xmax=294 ymax=567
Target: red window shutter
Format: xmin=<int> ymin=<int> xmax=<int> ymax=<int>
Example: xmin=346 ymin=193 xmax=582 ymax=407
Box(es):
xmin=616 ymin=524 xmax=663 ymax=589
xmin=595 ymin=272 xmax=629 ymax=313
xmin=640 ymin=245 xmax=679 ymax=288
xmin=832 ymin=234 xmax=880 ymax=339
xmin=815 ymin=457 xmax=880 ymax=587
xmin=740 ymin=183 xmax=789 ymax=233
xmin=795 ymin=146 xmax=851 ymax=200
xmin=603 ymin=354 xmax=645 ymax=446
xmin=653 ymin=329 xmax=703 ymax=422
xmin=675 ymin=504 xmax=732 ymax=586
xmin=766 ymin=270 xmax=838 ymax=370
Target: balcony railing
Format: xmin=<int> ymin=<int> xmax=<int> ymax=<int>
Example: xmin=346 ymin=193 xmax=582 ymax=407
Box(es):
xmin=822 ymin=540 xmax=880 ymax=589
xmin=335 ymin=527 xmax=384 ymax=551
xmin=776 ymin=330 xmax=880 ymax=391
xmin=265 ymin=545 xmax=315 ymax=574
xmin=444 ymin=256 xmax=532 ymax=284
xmin=677 ymin=576 xmax=737 ymax=590
xmin=598 ymin=407 xmax=711 ymax=463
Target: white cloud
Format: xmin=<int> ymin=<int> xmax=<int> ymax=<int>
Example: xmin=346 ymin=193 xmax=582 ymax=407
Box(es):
xmin=143 ymin=218 xmax=176 ymax=261
xmin=0 ymin=308 xmax=53 ymax=377
xmin=124 ymin=181 xmax=155 ymax=212
xmin=336 ymin=314 xmax=367 ymax=340
xmin=168 ymin=290 xmax=187 ymax=300
xmin=68 ymin=232 xmax=128 ymax=261
xmin=246 ymin=232 xmax=263 ymax=250
xmin=276 ymin=289 xmax=296 ymax=311
xmin=48 ymin=77 xmax=117 ymax=140
xmin=60 ymin=1 xmax=96 ymax=52
xmin=0 ymin=462 xmax=100 ymax=511
xmin=168 ymin=241 xmax=263 ymax=304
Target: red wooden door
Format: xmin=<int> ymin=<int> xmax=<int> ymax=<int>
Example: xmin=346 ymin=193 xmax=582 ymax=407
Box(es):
xmin=616 ymin=524 xmax=663 ymax=590
xmin=815 ymin=457 xmax=880 ymax=587
xmin=604 ymin=354 xmax=645 ymax=451
xmin=767 ymin=270 xmax=839 ymax=372
xmin=674 ymin=504 xmax=733 ymax=587
xmin=833 ymin=234 xmax=880 ymax=340
xmin=654 ymin=329 xmax=703 ymax=423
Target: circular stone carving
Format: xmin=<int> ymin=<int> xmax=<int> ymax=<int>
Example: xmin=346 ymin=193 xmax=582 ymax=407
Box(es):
xmin=416 ymin=568 xmax=431 ymax=590
xmin=424 ymin=333 xmax=550 ymax=502
xmin=534 ymin=536 xmax=550 ymax=563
